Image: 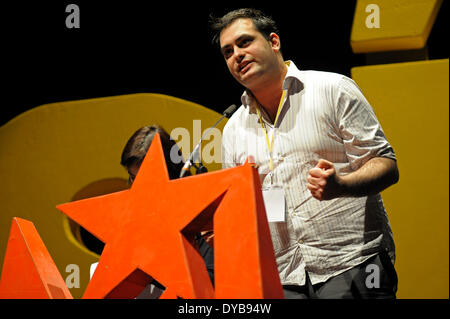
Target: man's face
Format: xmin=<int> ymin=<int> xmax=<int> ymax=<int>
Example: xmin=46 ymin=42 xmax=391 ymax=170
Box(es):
xmin=127 ymin=162 xmax=139 ymax=185
xmin=219 ymin=18 xmax=280 ymax=91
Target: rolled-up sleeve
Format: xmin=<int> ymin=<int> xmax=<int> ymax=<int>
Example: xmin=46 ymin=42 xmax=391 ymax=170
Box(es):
xmin=335 ymin=77 xmax=396 ymax=170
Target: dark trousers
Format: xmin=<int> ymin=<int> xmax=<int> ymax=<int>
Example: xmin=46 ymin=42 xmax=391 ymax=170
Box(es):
xmin=283 ymin=251 xmax=398 ymax=299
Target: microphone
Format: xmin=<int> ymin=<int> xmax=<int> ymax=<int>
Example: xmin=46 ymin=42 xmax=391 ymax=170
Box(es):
xmin=179 ymin=104 xmax=238 ymax=178
xmin=222 ymin=104 xmax=238 ymax=118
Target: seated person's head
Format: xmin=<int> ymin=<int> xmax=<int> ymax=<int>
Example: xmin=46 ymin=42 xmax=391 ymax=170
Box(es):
xmin=121 ymin=125 xmax=187 ymax=183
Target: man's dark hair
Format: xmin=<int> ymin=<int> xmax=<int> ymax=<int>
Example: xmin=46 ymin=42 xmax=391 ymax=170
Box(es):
xmin=121 ymin=124 xmax=185 ymax=180
xmin=209 ymin=8 xmax=279 ymax=48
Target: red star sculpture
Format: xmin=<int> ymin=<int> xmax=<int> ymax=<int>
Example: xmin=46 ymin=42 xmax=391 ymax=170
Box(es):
xmin=57 ymin=134 xmax=283 ymax=299
xmin=0 ymin=217 xmax=73 ymax=299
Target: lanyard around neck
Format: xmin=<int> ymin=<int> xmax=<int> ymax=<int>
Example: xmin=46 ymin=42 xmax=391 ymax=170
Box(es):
xmin=255 ymin=89 xmax=287 ymax=171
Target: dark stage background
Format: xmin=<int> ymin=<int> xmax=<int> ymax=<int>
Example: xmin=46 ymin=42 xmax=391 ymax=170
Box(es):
xmin=1 ymin=1 xmax=448 ymax=126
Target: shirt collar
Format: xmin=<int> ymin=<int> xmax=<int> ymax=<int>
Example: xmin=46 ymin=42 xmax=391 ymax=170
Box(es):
xmin=240 ymin=60 xmax=304 ymax=114
xmin=283 ymin=60 xmax=304 ymax=90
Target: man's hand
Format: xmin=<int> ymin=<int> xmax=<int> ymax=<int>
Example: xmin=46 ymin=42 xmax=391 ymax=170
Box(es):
xmin=307 ymin=157 xmax=399 ymax=201
xmin=307 ymin=159 xmax=343 ymax=201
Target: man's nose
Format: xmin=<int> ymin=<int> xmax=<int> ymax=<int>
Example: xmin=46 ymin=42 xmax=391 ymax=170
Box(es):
xmin=233 ymin=46 xmax=245 ymax=62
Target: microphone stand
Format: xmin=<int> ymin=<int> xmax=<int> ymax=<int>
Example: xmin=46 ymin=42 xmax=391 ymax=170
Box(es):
xmin=180 ymin=104 xmax=237 ymax=178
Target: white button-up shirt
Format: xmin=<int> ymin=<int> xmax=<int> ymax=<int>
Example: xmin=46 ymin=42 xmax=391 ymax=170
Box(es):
xmin=221 ymin=61 xmax=396 ymax=286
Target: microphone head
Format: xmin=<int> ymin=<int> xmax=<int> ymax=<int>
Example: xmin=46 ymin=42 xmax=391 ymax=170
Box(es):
xmin=223 ymin=104 xmax=238 ymax=118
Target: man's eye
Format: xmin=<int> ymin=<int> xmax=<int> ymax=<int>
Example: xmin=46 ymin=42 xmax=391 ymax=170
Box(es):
xmin=240 ymin=38 xmax=252 ymax=47
xmin=223 ymin=49 xmax=233 ymax=59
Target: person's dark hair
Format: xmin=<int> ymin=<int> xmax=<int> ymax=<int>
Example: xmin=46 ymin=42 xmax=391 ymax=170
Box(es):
xmin=209 ymin=8 xmax=279 ymax=48
xmin=121 ymin=125 xmax=186 ymax=180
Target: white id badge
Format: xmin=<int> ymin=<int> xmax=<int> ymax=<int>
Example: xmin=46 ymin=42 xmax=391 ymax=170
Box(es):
xmin=262 ymin=187 xmax=286 ymax=222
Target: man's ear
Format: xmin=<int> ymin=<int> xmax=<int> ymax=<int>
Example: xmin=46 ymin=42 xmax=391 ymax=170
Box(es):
xmin=269 ymin=32 xmax=281 ymax=52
